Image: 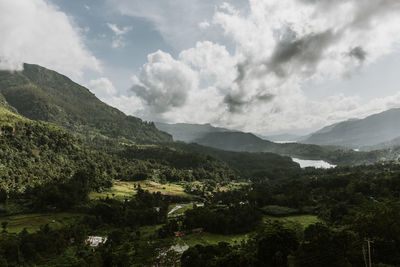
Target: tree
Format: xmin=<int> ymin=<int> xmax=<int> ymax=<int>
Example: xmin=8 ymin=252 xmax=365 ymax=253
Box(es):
xmin=295 ymin=223 xmax=351 ymax=267
xmin=1 ymin=221 xmax=8 ymax=233
xmin=256 ymin=222 xmax=299 ymax=267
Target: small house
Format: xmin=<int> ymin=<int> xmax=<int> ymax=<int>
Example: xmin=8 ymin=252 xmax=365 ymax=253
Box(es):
xmin=174 ymin=231 xmax=185 ymax=237
xmin=86 ymin=236 xmax=107 ymax=247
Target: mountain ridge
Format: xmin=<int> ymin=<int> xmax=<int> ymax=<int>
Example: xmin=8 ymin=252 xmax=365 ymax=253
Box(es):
xmin=302 ymin=108 xmax=400 ymax=148
xmin=0 ymin=63 xmax=172 ymax=145
xmin=154 ymin=122 xmax=232 ymax=143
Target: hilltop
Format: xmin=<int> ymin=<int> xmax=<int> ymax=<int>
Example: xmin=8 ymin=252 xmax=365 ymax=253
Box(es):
xmin=0 ymin=64 xmax=172 ymax=146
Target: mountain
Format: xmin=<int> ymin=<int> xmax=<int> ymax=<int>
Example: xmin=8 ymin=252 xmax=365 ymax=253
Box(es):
xmin=363 ymin=136 xmax=400 ymax=151
xmin=153 ymin=122 xmax=362 ymax=165
xmin=261 ymin=133 xmax=301 ymax=142
xmin=0 ymin=64 xmax=172 ymax=145
xmin=302 ymin=109 xmax=400 ymax=148
xmin=154 ymin=122 xmax=231 ymax=142
xmin=194 ymin=131 xmax=334 ymax=158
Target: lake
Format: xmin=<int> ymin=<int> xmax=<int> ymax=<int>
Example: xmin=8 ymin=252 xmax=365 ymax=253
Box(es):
xmin=292 ymin=158 xmax=336 ymax=169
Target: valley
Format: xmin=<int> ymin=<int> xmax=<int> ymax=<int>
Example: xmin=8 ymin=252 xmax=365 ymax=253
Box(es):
xmin=0 ymin=65 xmax=400 ymax=266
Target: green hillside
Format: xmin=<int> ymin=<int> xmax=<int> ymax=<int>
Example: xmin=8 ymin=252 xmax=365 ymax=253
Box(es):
xmin=0 ymin=107 xmax=244 ymax=196
xmin=0 ymin=92 xmax=17 ymax=113
xmin=0 ymin=64 xmax=172 ymax=145
xmin=0 ymin=107 xmax=115 ymax=195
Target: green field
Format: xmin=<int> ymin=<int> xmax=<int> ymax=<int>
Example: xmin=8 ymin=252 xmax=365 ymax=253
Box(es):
xmin=0 ymin=213 xmax=82 ymax=233
xmin=89 ymin=180 xmax=193 ymax=200
xmin=264 ymin=215 xmax=320 ymax=228
xmin=178 ymin=232 xmax=251 ymax=247
xmin=218 ymin=182 xmax=249 ymax=192
xmin=89 ymin=180 xmax=249 ymax=201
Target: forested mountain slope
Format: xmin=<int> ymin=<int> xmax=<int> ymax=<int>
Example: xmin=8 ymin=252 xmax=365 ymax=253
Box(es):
xmin=0 ymin=107 xmax=113 ymax=194
xmin=0 ymin=64 xmax=172 ymax=145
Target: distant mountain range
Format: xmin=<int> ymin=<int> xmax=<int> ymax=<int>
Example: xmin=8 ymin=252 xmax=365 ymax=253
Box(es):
xmin=154 ymin=122 xmax=231 ymax=143
xmin=261 ymin=133 xmax=301 ymax=142
xmin=156 ymin=119 xmax=400 ymax=165
xmin=156 ymin=107 xmax=400 ymax=152
xmin=155 ymin=122 xmax=333 ymax=158
xmin=301 ymin=109 xmax=400 ymax=149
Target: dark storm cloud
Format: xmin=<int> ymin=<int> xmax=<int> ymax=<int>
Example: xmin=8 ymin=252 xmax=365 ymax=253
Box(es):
xmin=225 ymin=29 xmax=335 ymax=113
xmin=224 ymin=93 xmax=248 ymax=113
xmin=225 ymin=0 xmax=400 ymax=115
xmin=348 ymin=46 xmax=367 ymax=62
xmin=224 ymin=91 xmax=275 ymax=113
xmin=269 ymin=30 xmax=335 ymax=77
xmin=350 ymin=0 xmax=400 ymax=29
xmin=234 ymin=29 xmax=337 ymax=82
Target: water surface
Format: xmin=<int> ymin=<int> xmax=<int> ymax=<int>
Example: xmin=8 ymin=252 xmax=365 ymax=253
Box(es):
xmin=292 ymin=158 xmax=336 ymax=169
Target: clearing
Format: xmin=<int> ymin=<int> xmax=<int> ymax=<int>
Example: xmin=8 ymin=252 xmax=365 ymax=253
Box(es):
xmin=89 ymin=180 xmax=193 ymax=200
xmin=264 ymin=214 xmax=320 ymax=228
xmin=0 ymin=213 xmax=82 ymax=233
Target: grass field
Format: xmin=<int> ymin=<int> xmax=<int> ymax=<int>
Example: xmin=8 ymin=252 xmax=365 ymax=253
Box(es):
xmin=0 ymin=213 xmax=82 ymax=233
xmin=218 ymin=182 xmax=249 ymax=192
xmin=89 ymin=180 xmax=193 ymax=200
xmin=178 ymin=232 xmax=251 ymax=247
xmin=264 ymin=214 xmax=320 ymax=228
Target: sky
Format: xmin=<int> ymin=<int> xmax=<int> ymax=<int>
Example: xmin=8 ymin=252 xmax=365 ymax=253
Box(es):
xmin=1 ymin=0 xmax=400 ymax=135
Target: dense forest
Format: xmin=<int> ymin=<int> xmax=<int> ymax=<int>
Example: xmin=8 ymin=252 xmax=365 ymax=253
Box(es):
xmin=1 ymin=161 xmax=400 ymax=265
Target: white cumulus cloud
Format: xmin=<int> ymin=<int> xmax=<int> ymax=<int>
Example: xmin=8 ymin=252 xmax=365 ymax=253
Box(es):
xmin=88 ymin=77 xmax=117 ymax=100
xmin=122 ymin=0 xmax=400 ymax=133
xmin=131 ymin=50 xmax=198 ymax=115
xmin=0 ymin=0 xmax=101 ymax=79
